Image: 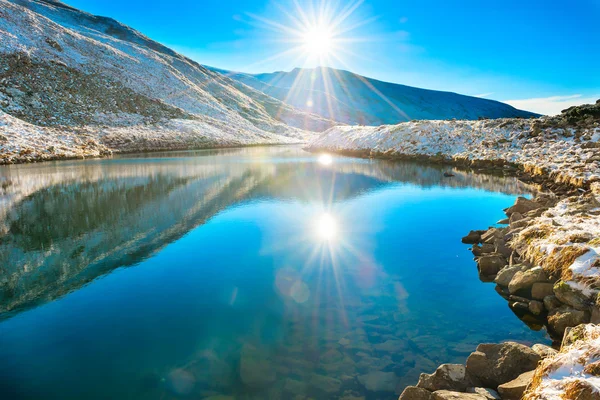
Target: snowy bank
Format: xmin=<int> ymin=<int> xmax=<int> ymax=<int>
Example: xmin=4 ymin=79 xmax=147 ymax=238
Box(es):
xmin=0 ymin=0 xmax=329 ymax=163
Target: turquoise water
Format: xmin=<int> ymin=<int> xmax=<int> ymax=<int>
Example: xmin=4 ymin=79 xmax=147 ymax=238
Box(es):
xmin=0 ymin=147 xmax=547 ymax=399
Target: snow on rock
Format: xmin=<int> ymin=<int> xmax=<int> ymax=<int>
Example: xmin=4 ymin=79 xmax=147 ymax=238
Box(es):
xmin=524 ymin=324 xmax=600 ymax=400
xmin=0 ymin=0 xmax=329 ymax=163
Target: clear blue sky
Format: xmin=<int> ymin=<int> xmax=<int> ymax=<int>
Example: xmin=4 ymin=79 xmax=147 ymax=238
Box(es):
xmin=67 ymin=0 xmax=599 ymax=114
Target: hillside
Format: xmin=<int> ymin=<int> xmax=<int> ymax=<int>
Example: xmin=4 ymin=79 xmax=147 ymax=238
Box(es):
xmin=211 ymin=66 xmax=539 ymax=126
xmin=0 ymin=0 xmax=334 ymax=163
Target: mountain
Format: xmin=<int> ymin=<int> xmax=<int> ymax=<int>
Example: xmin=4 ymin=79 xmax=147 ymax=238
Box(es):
xmin=210 ymin=66 xmax=539 ymax=125
xmin=0 ymin=0 xmax=334 ymax=163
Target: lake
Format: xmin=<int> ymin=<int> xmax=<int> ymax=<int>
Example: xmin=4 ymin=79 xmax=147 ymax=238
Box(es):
xmin=0 ymin=146 xmax=548 ymax=399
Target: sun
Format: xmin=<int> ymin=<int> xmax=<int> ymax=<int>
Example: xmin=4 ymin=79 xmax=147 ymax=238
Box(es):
xmin=303 ymin=26 xmax=333 ymax=56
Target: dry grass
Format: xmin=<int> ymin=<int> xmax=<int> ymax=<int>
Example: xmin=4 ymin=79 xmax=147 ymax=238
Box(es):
xmin=562 ymin=380 xmax=596 ymax=400
xmin=543 ymin=245 xmax=590 ymax=281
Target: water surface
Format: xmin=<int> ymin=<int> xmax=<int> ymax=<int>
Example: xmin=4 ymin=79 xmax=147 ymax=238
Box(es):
xmin=0 ymin=147 xmax=548 ymax=399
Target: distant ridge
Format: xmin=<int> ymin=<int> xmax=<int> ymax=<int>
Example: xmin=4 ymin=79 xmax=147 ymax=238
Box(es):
xmin=210 ymin=66 xmax=540 ymax=126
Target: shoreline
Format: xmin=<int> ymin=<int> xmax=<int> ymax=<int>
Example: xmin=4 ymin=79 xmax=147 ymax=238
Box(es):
xmin=311 ymin=147 xmax=600 ymax=399
xmin=0 ymin=142 xmax=305 ymax=166
xmin=307 ymin=132 xmax=600 ymax=398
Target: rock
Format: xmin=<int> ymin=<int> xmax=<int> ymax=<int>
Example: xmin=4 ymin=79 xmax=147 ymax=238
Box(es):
xmin=543 ymin=295 xmax=563 ymax=311
xmin=472 ymin=243 xmax=495 ymax=257
xmin=465 ymin=342 xmax=540 ymax=388
xmin=497 ymin=370 xmax=535 ymax=400
xmin=508 ymin=267 xmax=549 ymax=294
xmin=497 ymin=218 xmax=509 ymax=225
xmin=495 ymin=265 xmax=527 ymax=287
xmin=239 ymin=346 xmax=276 ymax=388
xmin=309 ymin=373 xmax=342 ymax=393
xmin=477 ymin=254 xmax=506 ymax=278
xmin=320 ymin=348 xmax=344 ymax=363
xmin=509 ymin=301 xmax=529 ymax=313
xmin=417 ymin=364 xmax=473 ymax=392
xmin=432 ymin=390 xmax=488 ymax=399
xmin=283 ymin=378 xmax=307 ymax=395
xmin=592 ymin=306 xmax=600 ymax=324
xmin=548 ymin=306 xmax=590 ymax=336
xmin=462 ymin=230 xmax=484 ymax=244
xmin=494 ymin=241 xmax=512 ymax=258
xmin=357 ymin=371 xmax=396 ymax=392
xmin=531 ymin=343 xmax=557 ymax=359
xmin=553 ymin=280 xmax=593 ymax=311
xmin=481 ymin=229 xmax=504 ymax=244
xmin=504 ymin=197 xmax=540 ymax=216
xmin=164 ymin=369 xmax=196 ymax=396
xmin=508 ymin=218 xmax=531 ymax=230
xmin=466 ymin=387 xmax=500 ymax=400
xmin=562 ymin=324 xmax=591 ymax=347
xmin=509 ymin=212 xmax=524 ymax=224
xmin=399 ymin=386 xmax=433 ymax=400
xmin=531 ymin=282 xmax=554 ymax=299
xmin=373 ymin=340 xmax=406 ymax=353
xmin=583 ymin=360 xmax=600 ymax=376
xmin=528 ymin=300 xmax=544 ymax=315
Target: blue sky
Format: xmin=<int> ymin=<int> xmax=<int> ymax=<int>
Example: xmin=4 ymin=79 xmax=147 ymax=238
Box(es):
xmin=67 ymin=0 xmax=599 ymax=114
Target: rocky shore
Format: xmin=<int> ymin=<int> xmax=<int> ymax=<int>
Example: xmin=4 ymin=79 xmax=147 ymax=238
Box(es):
xmin=307 ymin=101 xmax=600 ymax=399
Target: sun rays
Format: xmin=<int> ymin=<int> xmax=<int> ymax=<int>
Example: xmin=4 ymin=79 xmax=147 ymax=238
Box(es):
xmin=236 ymin=0 xmax=411 ymax=124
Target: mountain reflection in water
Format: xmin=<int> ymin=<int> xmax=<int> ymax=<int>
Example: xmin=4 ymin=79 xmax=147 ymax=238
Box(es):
xmin=0 ymin=146 xmax=545 ymax=400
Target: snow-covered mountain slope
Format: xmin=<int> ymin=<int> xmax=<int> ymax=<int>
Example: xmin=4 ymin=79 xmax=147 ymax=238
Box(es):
xmin=211 ymin=66 xmax=539 ymax=126
xmin=0 ymin=0 xmax=334 ymax=163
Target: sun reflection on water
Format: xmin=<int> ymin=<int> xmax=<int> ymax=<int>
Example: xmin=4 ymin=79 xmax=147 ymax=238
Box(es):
xmin=316 ymin=212 xmax=337 ymax=241
xmin=318 ymin=153 xmax=333 ymax=166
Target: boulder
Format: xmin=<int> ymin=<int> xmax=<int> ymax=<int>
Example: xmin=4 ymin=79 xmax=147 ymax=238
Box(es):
xmin=508 ymin=218 xmax=531 ymax=230
xmin=432 ymin=390 xmax=488 ymax=399
xmin=239 ymin=345 xmax=276 ymax=388
xmin=543 ymin=295 xmax=563 ymax=311
xmin=465 ymin=342 xmax=540 ymax=389
xmin=495 ymin=265 xmax=527 ymax=287
xmin=462 ymin=230 xmax=484 ymax=244
xmin=481 ymin=229 xmax=504 ymax=244
xmin=528 ymin=300 xmax=544 ymax=315
xmin=477 ymin=255 xmax=507 ymax=277
xmin=472 ymin=243 xmax=495 ymax=257
xmin=309 ymin=373 xmax=342 ymax=393
xmin=504 ymin=197 xmax=540 ymax=216
xmin=494 ymin=241 xmax=512 ymax=259
xmin=509 ymin=212 xmax=524 ymax=224
xmin=466 ymin=387 xmax=500 ymax=400
xmin=399 ymin=386 xmax=433 ymax=400
xmin=553 ymin=281 xmax=593 ymax=311
xmin=283 ymin=378 xmax=307 ymax=395
xmin=531 ymin=282 xmax=554 ymax=299
xmin=531 ymin=344 xmax=558 ymax=359
xmin=497 ymin=370 xmax=535 ymax=400
xmin=357 ymin=371 xmax=396 ymax=392
xmin=592 ymin=306 xmax=600 ymax=324
xmin=508 ymin=267 xmax=549 ymax=294
xmin=548 ymin=306 xmax=590 ymax=336
xmin=417 ymin=364 xmax=473 ymax=392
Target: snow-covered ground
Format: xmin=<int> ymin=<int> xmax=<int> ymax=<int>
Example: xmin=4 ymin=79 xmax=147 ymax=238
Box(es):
xmin=308 ymin=116 xmax=600 ymax=186
xmin=0 ymin=0 xmax=330 ymax=163
xmin=525 ymin=324 xmax=600 ymax=399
